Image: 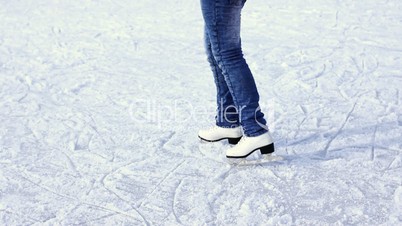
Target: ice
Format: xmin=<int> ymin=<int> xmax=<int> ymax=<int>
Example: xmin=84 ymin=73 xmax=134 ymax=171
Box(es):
xmin=1 ymin=0 xmax=401 ymax=225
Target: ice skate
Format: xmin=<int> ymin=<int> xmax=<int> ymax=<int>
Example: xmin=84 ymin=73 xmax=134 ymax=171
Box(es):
xmin=198 ymin=126 xmax=243 ymax=145
xmin=226 ymin=132 xmax=274 ymax=159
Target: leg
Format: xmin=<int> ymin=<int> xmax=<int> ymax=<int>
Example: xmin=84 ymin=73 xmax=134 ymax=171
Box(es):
xmin=201 ymin=0 xmax=268 ymax=137
xmin=204 ymin=27 xmax=239 ymax=127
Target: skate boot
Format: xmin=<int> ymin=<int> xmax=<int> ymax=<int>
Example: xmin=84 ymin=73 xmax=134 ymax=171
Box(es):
xmin=226 ymin=132 xmax=274 ymax=158
xmin=198 ymin=126 xmax=243 ymax=145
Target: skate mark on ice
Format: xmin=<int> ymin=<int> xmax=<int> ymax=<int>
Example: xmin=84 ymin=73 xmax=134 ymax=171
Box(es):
xmin=161 ymin=131 xmax=176 ymax=149
xmin=61 ymin=151 xmax=82 ymax=177
xmin=351 ymin=54 xmax=379 ymax=75
xmin=370 ymin=124 xmax=378 ymax=161
xmin=293 ymin=105 xmax=308 ymax=140
xmin=379 ymin=155 xmax=401 ymax=177
xmin=99 ymin=162 xmax=154 ymax=224
xmin=229 ymin=155 xmax=287 ymax=167
xmin=83 ymin=178 xmax=97 ymax=196
xmin=172 ymin=179 xmax=184 ymax=225
xmin=198 ymin=142 xmax=228 ymax=164
xmin=0 ymin=209 xmax=41 ymax=224
xmin=213 ymin=163 xmax=234 ymax=182
xmin=286 ymin=133 xmax=320 ymax=146
xmin=319 ymin=101 xmax=357 ymax=159
xmin=84 ymin=112 xmax=110 ymax=151
xmin=70 ymin=81 xmax=90 ymax=94
xmin=16 ymin=170 xmax=149 ymax=225
xmin=137 ymin=159 xmax=186 ymax=209
xmin=73 ymin=130 xmax=94 ymax=151
xmin=72 ymin=213 xmax=117 ymax=225
xmin=100 ymin=173 xmax=139 ymax=207
xmin=100 ymin=157 xmax=149 ymax=188
xmin=299 ymin=63 xmax=327 ymax=81
xmin=206 ymin=185 xmax=227 ymax=222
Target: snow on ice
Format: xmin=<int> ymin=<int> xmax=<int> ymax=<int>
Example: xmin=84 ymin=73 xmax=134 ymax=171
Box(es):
xmin=0 ymin=0 xmax=401 ymax=225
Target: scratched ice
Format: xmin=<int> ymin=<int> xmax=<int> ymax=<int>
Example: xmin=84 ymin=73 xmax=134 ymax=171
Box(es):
xmin=0 ymin=0 xmax=401 ymax=225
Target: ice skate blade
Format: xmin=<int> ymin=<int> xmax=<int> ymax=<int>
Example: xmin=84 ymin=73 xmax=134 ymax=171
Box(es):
xmin=226 ymin=143 xmax=275 ymax=159
xmin=198 ymin=136 xmax=242 ymax=145
xmin=227 ymin=154 xmax=284 ymax=166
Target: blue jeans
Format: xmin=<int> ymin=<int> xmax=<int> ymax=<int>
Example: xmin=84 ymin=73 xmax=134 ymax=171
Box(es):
xmin=201 ymin=0 xmax=267 ymax=137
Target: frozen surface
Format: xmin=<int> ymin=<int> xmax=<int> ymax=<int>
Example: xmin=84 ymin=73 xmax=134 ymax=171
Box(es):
xmin=1 ymin=0 xmax=402 ymax=225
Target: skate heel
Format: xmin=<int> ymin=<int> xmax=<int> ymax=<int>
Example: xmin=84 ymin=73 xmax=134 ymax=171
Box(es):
xmin=260 ymin=143 xmax=275 ymax=155
xmin=228 ymin=137 xmax=242 ymax=145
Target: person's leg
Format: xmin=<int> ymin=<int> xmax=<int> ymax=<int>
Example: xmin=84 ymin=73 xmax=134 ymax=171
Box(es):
xmin=204 ymin=27 xmax=239 ymax=128
xmin=201 ymin=0 xmax=268 ymax=137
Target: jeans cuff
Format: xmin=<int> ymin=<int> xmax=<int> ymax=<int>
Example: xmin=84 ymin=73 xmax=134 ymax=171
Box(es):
xmin=243 ymin=128 xmax=268 ymax=137
xmin=216 ymin=121 xmax=240 ymax=128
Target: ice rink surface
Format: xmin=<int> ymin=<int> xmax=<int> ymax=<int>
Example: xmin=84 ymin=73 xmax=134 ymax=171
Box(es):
xmin=1 ymin=0 xmax=401 ymax=225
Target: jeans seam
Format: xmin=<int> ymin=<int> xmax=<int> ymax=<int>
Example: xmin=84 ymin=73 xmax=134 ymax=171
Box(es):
xmin=211 ymin=0 xmax=241 ymax=129
xmin=212 ymin=1 xmax=239 ymax=108
xmin=208 ymin=3 xmax=238 ymax=127
xmin=206 ymin=18 xmax=240 ymax=126
xmin=211 ymin=48 xmax=238 ymax=127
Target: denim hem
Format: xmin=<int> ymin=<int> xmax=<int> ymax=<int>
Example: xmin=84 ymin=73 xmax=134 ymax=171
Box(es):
xmin=216 ymin=121 xmax=240 ymax=128
xmin=243 ymin=129 xmax=268 ymax=137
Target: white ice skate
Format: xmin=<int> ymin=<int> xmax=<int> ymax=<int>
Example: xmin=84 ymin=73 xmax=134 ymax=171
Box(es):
xmin=198 ymin=126 xmax=243 ymax=145
xmin=226 ymin=132 xmax=274 ymax=159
